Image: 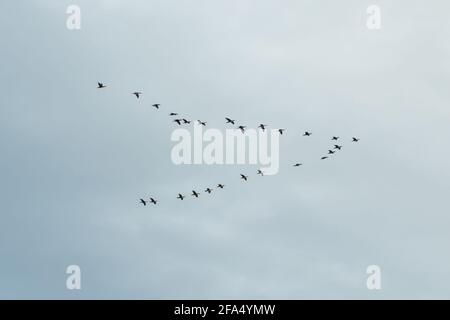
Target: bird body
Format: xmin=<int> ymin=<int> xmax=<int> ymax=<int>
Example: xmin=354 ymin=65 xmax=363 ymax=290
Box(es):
xmin=97 ymin=82 xmax=106 ymax=88
xmin=240 ymin=174 xmax=248 ymax=181
xmin=152 ymin=104 xmax=160 ymax=109
xmin=225 ymin=118 xmax=235 ymax=124
xmin=177 ymin=194 xmax=185 ymax=200
xmin=132 ymin=92 xmax=142 ymax=98
xmin=258 ymin=124 xmax=268 ymax=131
xmin=192 ymin=190 xmax=200 ymax=198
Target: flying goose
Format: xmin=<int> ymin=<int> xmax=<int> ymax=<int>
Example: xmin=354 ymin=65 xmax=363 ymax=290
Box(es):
xmin=225 ymin=117 xmax=235 ymax=124
xmin=191 ymin=190 xmax=200 ymax=198
xmin=238 ymin=126 xmax=246 ymax=133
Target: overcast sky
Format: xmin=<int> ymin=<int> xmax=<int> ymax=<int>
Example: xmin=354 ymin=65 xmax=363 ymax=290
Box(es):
xmin=1 ymin=0 xmax=450 ymax=299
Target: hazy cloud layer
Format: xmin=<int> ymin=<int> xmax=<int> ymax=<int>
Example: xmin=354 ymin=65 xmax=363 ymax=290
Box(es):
xmin=1 ymin=0 xmax=449 ymax=298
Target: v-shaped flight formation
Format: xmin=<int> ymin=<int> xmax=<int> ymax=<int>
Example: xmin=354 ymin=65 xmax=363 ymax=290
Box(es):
xmin=96 ymin=82 xmax=360 ymax=207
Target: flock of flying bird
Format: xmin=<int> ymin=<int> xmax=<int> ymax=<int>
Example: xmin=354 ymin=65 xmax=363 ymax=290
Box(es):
xmin=97 ymin=82 xmax=360 ymax=207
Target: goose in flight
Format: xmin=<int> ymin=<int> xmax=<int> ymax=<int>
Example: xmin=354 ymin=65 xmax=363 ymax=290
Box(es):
xmin=238 ymin=126 xmax=246 ymax=133
xmin=177 ymin=194 xmax=185 ymax=200
xmin=334 ymin=145 xmax=342 ymax=150
xmin=217 ymin=184 xmax=225 ymax=189
xmin=332 ymin=136 xmax=339 ymax=140
xmin=278 ymin=129 xmax=285 ymax=135
xmin=191 ymin=190 xmax=200 ymax=198
xmin=173 ymin=119 xmax=182 ymax=125
xmin=321 ymin=156 xmax=328 ymax=160
xmin=352 ymin=137 xmax=360 ymax=142
xmin=257 ymin=170 xmax=264 ymax=176
xmin=139 ymin=199 xmax=147 ymax=206
xmin=197 ymin=120 xmax=207 ymax=126
xmin=258 ymin=124 xmax=268 ymax=131
xmin=97 ymin=82 xmax=106 ymax=89
xmin=240 ymin=174 xmax=248 ymax=181
xmin=225 ymin=118 xmax=235 ymax=124
xmin=152 ymin=104 xmax=160 ymax=109
xmin=132 ymin=92 xmax=142 ymax=99
xmin=150 ymin=198 xmax=157 ymax=205
xmin=293 ymin=163 xmax=302 ymax=167
xmin=205 ymin=188 xmax=213 ymax=194
xmin=328 ymin=150 xmax=335 ymax=154
xmin=182 ymin=119 xmax=191 ymax=124
xmin=303 ymin=131 xmax=312 ymax=136
xmin=169 ymin=112 xmax=178 ymax=116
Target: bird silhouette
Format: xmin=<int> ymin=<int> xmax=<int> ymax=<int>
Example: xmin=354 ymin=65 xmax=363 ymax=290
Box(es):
xmin=258 ymin=124 xmax=268 ymax=131
xmin=321 ymin=156 xmax=328 ymax=160
xmin=332 ymin=136 xmax=339 ymax=140
xmin=97 ymin=82 xmax=106 ymax=89
xmin=177 ymin=194 xmax=185 ymax=200
xmin=293 ymin=163 xmax=302 ymax=167
xmin=132 ymin=92 xmax=142 ymax=98
xmin=197 ymin=120 xmax=207 ymax=126
xmin=205 ymin=188 xmax=213 ymax=194
xmin=152 ymin=104 xmax=160 ymax=109
xmin=328 ymin=150 xmax=335 ymax=154
xmin=278 ymin=129 xmax=285 ymax=135
xmin=352 ymin=137 xmax=360 ymax=142
xmin=182 ymin=119 xmax=191 ymax=124
xmin=140 ymin=199 xmax=147 ymax=206
xmin=334 ymin=145 xmax=342 ymax=150
xmin=257 ymin=170 xmax=264 ymax=176
xmin=240 ymin=174 xmax=248 ymax=181
xmin=150 ymin=198 xmax=157 ymax=205
xmin=169 ymin=113 xmax=178 ymax=116
xmin=217 ymin=184 xmax=225 ymax=189
xmin=238 ymin=126 xmax=246 ymax=133
xmin=173 ymin=119 xmax=182 ymax=125
xmin=225 ymin=118 xmax=235 ymax=124
xmin=191 ymin=190 xmax=200 ymax=198
xmin=303 ymin=131 xmax=312 ymax=136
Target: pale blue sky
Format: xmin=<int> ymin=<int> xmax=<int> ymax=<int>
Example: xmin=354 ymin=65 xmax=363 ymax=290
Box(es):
xmin=1 ymin=0 xmax=450 ymax=299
